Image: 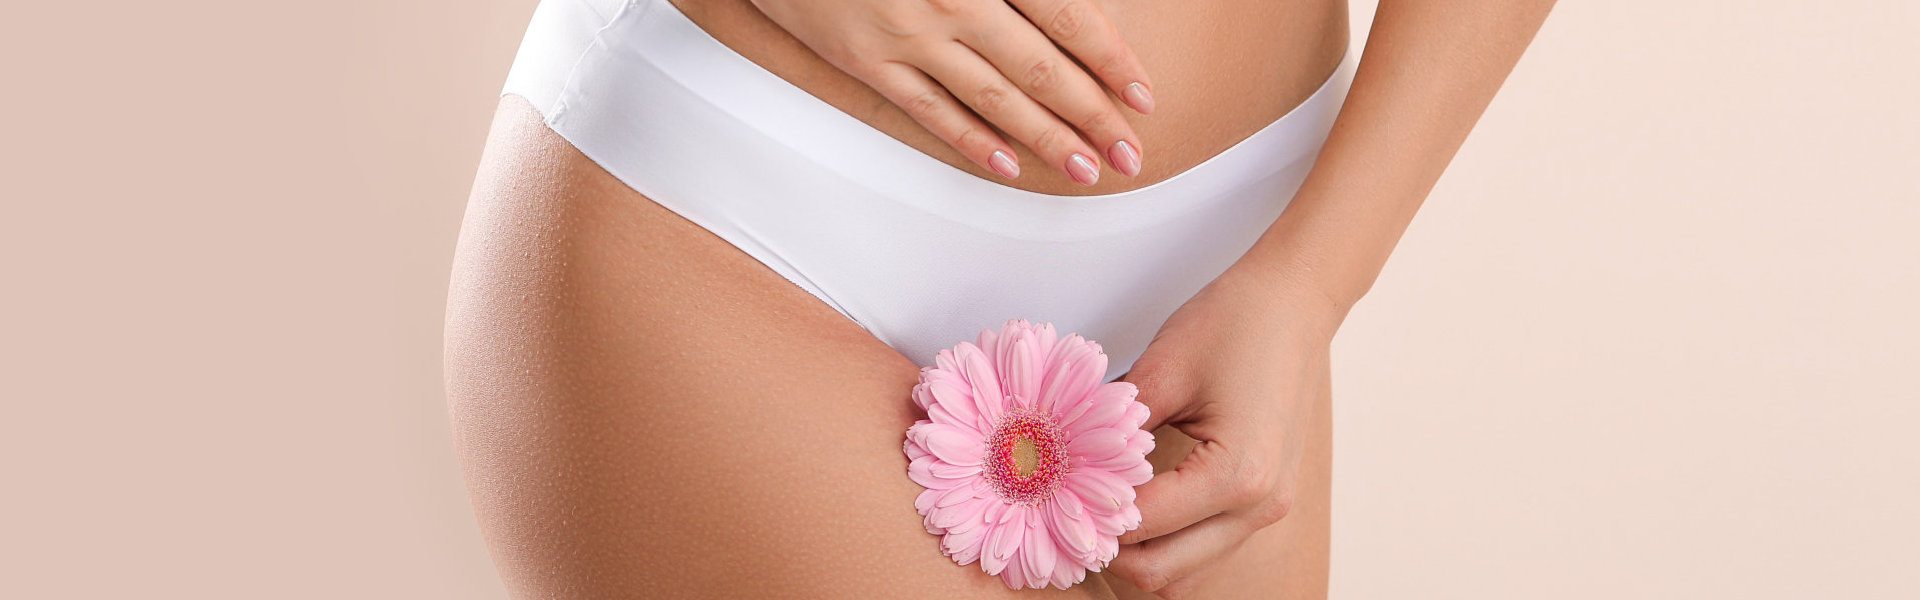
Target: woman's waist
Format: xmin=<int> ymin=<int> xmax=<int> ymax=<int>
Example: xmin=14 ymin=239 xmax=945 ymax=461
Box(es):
xmin=667 ymin=0 xmax=1351 ymax=197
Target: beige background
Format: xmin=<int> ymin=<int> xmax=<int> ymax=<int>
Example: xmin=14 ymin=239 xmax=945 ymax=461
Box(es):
xmin=3 ymin=0 xmax=1913 ymax=598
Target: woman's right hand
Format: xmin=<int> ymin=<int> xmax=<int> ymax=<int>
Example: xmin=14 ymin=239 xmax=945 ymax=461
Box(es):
xmin=748 ymin=0 xmax=1155 ymax=185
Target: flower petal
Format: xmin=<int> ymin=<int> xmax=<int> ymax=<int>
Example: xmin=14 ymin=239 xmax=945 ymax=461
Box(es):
xmin=981 ymin=507 xmax=1025 ymax=576
xmin=931 ymin=495 xmax=988 ymax=529
xmin=1021 ymin=508 xmax=1057 ymax=589
xmin=956 ymin=342 xmax=1005 ymax=423
xmin=1041 ymin=345 xmax=1105 ymax=415
xmin=1066 ymin=427 xmax=1130 ymax=462
xmin=1047 ymin=499 xmax=1097 ymax=556
xmin=910 ymin=422 xmax=984 ymax=467
xmin=999 ymin=549 xmax=1028 ymax=589
xmin=926 ymin=380 xmax=986 ymax=432
xmin=914 ymin=487 xmax=944 ymax=516
xmin=941 ymin=516 xmax=988 ymax=565
xmin=934 ymin=348 xmax=963 ymax=377
xmin=1122 ymin=400 xmax=1151 ymax=430
xmin=1050 ymin=544 xmax=1083 ymax=589
xmin=1112 ymin=456 xmax=1154 ymax=486
xmin=1063 ymin=382 xmax=1137 ymax=433
xmin=1063 ymin=469 xmax=1135 ymax=513
xmin=907 ymin=456 xmax=967 ymax=490
xmin=1005 ymin=331 xmax=1042 ymax=409
xmin=1096 ymin=533 xmax=1119 ymax=566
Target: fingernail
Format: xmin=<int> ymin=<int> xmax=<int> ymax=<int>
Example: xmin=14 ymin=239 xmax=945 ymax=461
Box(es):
xmin=1123 ymin=82 xmax=1155 ymax=114
xmin=989 ymin=150 xmax=1020 ymax=179
xmin=1107 ymin=140 xmax=1141 ymax=177
xmin=1067 ymin=154 xmax=1099 ymax=186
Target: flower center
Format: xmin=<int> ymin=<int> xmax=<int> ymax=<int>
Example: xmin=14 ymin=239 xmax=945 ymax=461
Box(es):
xmin=983 ymin=403 xmax=1069 ymax=506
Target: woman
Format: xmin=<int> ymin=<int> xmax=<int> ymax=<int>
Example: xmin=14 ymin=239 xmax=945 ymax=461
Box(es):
xmin=445 ymin=0 xmax=1555 ymax=597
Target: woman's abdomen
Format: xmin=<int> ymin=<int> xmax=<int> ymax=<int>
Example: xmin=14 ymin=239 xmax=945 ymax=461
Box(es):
xmin=670 ymin=0 xmax=1350 ymax=197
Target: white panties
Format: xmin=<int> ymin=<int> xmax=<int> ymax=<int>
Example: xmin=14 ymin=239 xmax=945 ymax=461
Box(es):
xmin=503 ymin=0 xmax=1354 ymax=382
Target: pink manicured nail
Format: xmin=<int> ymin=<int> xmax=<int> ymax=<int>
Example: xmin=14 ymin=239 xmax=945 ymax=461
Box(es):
xmin=989 ymin=150 xmax=1020 ymax=179
xmin=1123 ymin=82 xmax=1155 ymax=114
xmin=1067 ymin=154 xmax=1099 ymax=185
xmin=1107 ymin=140 xmax=1141 ymax=177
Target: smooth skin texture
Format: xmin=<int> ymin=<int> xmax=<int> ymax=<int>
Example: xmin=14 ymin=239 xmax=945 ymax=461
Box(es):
xmin=667 ymin=0 xmax=1350 ymax=197
xmin=445 ymin=95 xmax=1334 ymax=598
xmin=749 ymin=0 xmax=1157 ymax=183
xmin=1102 ymin=0 xmax=1559 ymax=595
xmin=448 ymin=0 xmax=1555 ymax=596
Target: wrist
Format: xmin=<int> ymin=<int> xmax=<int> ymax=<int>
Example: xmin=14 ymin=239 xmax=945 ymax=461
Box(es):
xmin=1212 ymin=259 xmax=1352 ymax=345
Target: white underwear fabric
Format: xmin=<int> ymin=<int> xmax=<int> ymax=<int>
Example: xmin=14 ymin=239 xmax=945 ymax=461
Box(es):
xmin=503 ymin=0 xmax=1355 ymax=383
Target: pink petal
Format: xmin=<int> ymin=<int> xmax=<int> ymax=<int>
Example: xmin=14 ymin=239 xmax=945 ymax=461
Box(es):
xmin=936 ymin=484 xmax=978 ymax=509
xmin=981 ymin=508 xmax=1025 ymax=576
xmin=1041 ymin=347 xmax=1105 ymax=415
xmin=1080 ymin=442 xmax=1152 ymax=470
xmin=911 ymin=422 xmax=984 ymax=467
xmin=927 ymin=380 xmax=986 ymax=432
xmin=1120 ymin=501 xmax=1142 ymax=531
xmin=956 ymin=342 xmax=1005 ymax=423
xmin=914 ymin=488 xmax=944 ymax=515
xmin=926 ymin=403 xmax=964 ymax=428
xmin=1127 ymin=428 xmax=1156 ymax=455
xmin=1031 ymin=322 xmax=1059 ymax=364
xmin=1066 ymin=427 xmax=1130 ymax=462
xmin=922 ymin=362 xmax=970 ymax=390
xmin=941 ymin=519 xmax=987 ymax=565
xmin=931 ymin=495 xmax=988 ymax=529
xmin=1052 ymin=488 xmax=1086 ymax=519
xmin=1096 ymin=534 xmax=1119 ymax=565
xmin=912 ymin=382 xmax=934 ymax=411
xmin=1064 ymin=469 xmax=1135 ymax=513
xmin=944 ymin=499 xmax=989 ymax=535
xmin=1113 ymin=456 xmax=1155 ymax=486
xmin=999 ymin=550 xmax=1028 ymax=589
xmin=1092 ymin=509 xmax=1127 ymax=536
xmin=1005 ymin=332 xmax=1041 ymax=409
xmin=934 ymin=348 xmax=963 ymax=377
xmin=1063 ymin=382 xmax=1137 ymax=433
xmin=1050 ymin=545 xmax=1083 ymax=589
xmin=907 ymin=456 xmax=968 ymax=490
xmin=976 ymin=323 xmax=1002 ymax=359
xmin=1046 ymin=500 xmax=1097 ymax=556
xmin=1122 ymin=400 xmax=1151 ymax=430
xmin=1021 ymin=508 xmax=1057 ymax=589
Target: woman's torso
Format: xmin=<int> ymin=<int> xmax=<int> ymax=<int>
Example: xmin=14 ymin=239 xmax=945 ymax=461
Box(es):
xmin=668 ymin=0 xmax=1351 ymax=196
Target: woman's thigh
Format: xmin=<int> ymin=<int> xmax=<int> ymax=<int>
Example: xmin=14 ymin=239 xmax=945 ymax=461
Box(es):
xmin=444 ymin=94 xmax=1328 ymax=598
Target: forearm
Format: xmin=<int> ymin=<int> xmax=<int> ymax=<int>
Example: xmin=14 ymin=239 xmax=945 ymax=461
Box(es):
xmin=1234 ymin=0 xmax=1557 ymax=326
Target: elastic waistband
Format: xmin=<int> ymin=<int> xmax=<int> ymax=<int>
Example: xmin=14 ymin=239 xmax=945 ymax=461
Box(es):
xmin=519 ymin=0 xmax=1354 ymax=240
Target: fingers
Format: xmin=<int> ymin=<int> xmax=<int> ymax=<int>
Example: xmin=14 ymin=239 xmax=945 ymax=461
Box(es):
xmin=1006 ymin=0 xmax=1155 ymax=114
xmin=863 ymin=61 xmax=1024 ymax=180
xmin=1107 ymin=512 xmax=1257 ymax=596
xmin=966 ymin=2 xmax=1145 ymax=177
xmin=918 ymin=43 xmax=1108 ymax=186
xmin=1119 ymin=360 xmax=1197 ymax=434
xmin=1116 ymin=440 xmax=1241 ymax=545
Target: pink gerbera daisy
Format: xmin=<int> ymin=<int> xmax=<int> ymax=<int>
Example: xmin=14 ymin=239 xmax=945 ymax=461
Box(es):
xmin=904 ymin=319 xmax=1156 ymax=590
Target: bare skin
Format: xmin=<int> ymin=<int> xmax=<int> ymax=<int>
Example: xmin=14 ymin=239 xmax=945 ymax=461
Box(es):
xmin=446 ymin=95 xmax=1332 ymax=598
xmin=449 ymin=0 xmax=1555 ymax=595
xmin=665 ymin=0 xmax=1350 ymax=196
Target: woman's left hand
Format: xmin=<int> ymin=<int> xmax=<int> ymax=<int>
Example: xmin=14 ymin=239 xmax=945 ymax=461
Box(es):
xmin=1104 ymin=264 xmax=1342 ymax=596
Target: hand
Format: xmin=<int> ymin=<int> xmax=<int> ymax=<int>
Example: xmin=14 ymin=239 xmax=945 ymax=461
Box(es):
xmin=748 ymin=0 xmax=1155 ymax=185
xmin=1105 ymin=266 xmax=1342 ymax=597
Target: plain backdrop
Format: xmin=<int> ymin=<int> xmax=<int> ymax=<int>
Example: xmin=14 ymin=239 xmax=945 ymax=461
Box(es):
xmin=2 ymin=0 xmax=1914 ymax=598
